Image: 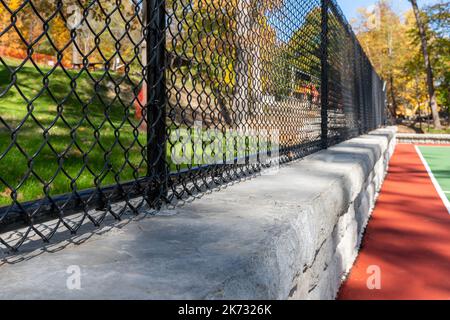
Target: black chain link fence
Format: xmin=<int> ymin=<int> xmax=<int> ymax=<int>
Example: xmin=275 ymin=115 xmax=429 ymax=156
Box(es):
xmin=0 ymin=0 xmax=386 ymax=253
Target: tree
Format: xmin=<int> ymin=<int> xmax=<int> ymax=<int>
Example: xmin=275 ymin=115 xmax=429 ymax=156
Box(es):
xmin=0 ymin=0 xmax=28 ymax=52
xmin=353 ymin=1 xmax=409 ymax=118
xmin=352 ymin=0 xmax=449 ymax=124
xmin=409 ymin=0 xmax=442 ymax=129
xmin=422 ymin=1 xmax=450 ymax=119
xmin=165 ymin=0 xmax=283 ymax=128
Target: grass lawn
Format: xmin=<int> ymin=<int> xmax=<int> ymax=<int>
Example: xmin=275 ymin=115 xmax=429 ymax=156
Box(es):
xmin=0 ymin=58 xmax=147 ymax=206
xmin=413 ymin=123 xmax=450 ymax=134
xmin=425 ymin=127 xmax=450 ymax=134
xmin=0 ymin=58 xmax=273 ymax=207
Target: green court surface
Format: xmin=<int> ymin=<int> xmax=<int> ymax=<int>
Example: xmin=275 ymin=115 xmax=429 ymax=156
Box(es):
xmin=418 ymin=146 xmax=450 ymax=202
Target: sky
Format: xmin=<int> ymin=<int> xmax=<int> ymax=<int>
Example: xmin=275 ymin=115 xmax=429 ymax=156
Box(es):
xmin=266 ymin=0 xmax=441 ymax=43
xmin=338 ymin=0 xmax=439 ymax=22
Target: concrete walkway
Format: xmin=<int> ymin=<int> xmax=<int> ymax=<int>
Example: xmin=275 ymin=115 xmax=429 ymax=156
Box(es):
xmin=339 ymin=144 xmax=450 ymax=300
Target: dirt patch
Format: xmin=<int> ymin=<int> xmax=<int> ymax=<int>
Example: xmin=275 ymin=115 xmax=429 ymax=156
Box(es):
xmin=396 ymin=125 xmax=422 ymax=134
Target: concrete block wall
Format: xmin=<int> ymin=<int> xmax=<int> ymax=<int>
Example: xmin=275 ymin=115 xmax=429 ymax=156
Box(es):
xmin=0 ymin=127 xmax=397 ymax=300
xmin=289 ymin=128 xmax=396 ymax=299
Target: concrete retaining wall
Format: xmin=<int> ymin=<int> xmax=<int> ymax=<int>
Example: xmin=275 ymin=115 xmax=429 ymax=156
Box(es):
xmin=0 ymin=127 xmax=397 ymax=300
xmin=397 ymin=133 xmax=450 ymax=144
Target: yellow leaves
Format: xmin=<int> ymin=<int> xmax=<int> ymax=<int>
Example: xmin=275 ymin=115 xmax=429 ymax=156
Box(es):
xmin=0 ymin=187 xmax=24 ymax=201
xmin=50 ymin=16 xmax=70 ymax=46
xmin=354 ymin=1 xmax=431 ymax=116
xmin=223 ymin=63 xmax=235 ymax=86
xmin=0 ymin=188 xmax=12 ymax=199
xmin=191 ymin=0 xmax=284 ymax=15
xmin=3 ymin=0 xmax=22 ymax=11
xmin=191 ymin=0 xmax=237 ymax=12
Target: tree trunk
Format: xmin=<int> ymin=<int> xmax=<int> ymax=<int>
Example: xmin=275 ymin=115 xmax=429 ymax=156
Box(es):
xmin=389 ymin=74 xmax=398 ymax=118
xmin=232 ymin=0 xmax=252 ymax=129
xmin=409 ymin=0 xmax=442 ymax=129
xmin=414 ymin=75 xmax=423 ymax=131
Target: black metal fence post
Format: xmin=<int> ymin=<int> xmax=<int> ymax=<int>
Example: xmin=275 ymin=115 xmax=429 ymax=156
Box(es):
xmin=320 ymin=0 xmax=329 ymax=149
xmin=383 ymin=82 xmax=388 ymax=125
xmin=361 ymin=56 xmax=369 ymax=133
xmin=352 ymin=42 xmax=361 ymax=135
xmin=145 ymin=0 xmax=167 ymax=208
xmin=357 ymin=45 xmax=365 ymax=134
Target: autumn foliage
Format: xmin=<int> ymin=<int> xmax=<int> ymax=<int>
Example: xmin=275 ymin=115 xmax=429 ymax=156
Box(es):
xmin=353 ymin=0 xmax=449 ymax=119
xmin=0 ymin=0 xmax=139 ymax=69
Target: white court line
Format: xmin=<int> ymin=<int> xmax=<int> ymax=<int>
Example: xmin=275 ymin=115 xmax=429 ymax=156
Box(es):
xmin=415 ymin=146 xmax=450 ymax=215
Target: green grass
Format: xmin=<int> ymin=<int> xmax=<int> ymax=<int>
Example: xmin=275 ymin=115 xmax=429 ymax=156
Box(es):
xmin=419 ymin=146 xmax=450 ymax=202
xmin=0 ymin=58 xmax=269 ymax=206
xmin=0 ymin=58 xmax=147 ymax=205
xmin=423 ymin=127 xmax=450 ymax=134
xmin=413 ymin=123 xmax=450 ymax=134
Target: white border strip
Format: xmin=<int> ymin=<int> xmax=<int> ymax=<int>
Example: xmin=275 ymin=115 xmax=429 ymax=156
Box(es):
xmin=415 ymin=146 xmax=450 ymax=215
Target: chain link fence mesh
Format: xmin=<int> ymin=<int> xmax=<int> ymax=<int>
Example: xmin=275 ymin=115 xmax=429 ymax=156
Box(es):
xmin=0 ymin=0 xmax=386 ymax=253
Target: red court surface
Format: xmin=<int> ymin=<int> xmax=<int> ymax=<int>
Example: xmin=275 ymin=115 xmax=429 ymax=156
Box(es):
xmin=339 ymin=144 xmax=450 ymax=300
